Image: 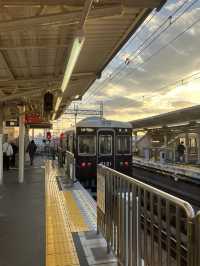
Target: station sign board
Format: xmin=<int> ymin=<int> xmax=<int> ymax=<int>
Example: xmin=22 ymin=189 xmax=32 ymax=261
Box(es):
xmin=25 ymin=114 xmax=43 ymax=124
xmin=6 ymin=119 xmax=19 ymax=127
xmin=25 ymin=114 xmax=52 ymax=129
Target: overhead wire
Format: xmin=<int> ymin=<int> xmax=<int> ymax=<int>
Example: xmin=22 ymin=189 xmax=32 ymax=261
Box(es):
xmin=83 ymin=0 xmax=199 ymax=103
xmin=134 ymin=69 xmax=200 ymax=104
xmin=83 ymin=0 xmax=191 ymax=102
xmin=81 ymin=70 xmax=200 ymax=111
xmin=99 ymin=10 xmax=158 ymax=75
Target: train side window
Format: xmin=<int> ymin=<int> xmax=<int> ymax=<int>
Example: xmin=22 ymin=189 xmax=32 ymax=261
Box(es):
xmin=117 ymin=135 xmax=131 ymax=155
xmin=78 ymin=135 xmax=96 ymax=155
xmin=99 ymin=135 xmax=112 ymax=155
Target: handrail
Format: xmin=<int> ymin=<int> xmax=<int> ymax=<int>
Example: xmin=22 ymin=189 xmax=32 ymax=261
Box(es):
xmin=98 ymin=164 xmax=194 ymax=218
xmin=97 ymin=164 xmax=196 ymax=266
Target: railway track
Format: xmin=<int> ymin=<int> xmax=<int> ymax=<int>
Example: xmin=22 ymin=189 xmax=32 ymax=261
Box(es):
xmin=132 ymin=163 xmax=200 ymax=211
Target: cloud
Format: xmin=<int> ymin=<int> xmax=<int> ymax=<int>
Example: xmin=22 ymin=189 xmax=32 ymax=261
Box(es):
xmin=77 ymin=0 xmax=200 ymax=123
xmin=104 ymin=96 xmax=143 ymax=109
xmin=171 ymin=100 xmax=195 ymax=108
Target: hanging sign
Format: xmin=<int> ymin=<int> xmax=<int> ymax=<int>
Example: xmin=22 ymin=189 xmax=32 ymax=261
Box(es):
xmin=25 ymin=114 xmax=43 ymax=124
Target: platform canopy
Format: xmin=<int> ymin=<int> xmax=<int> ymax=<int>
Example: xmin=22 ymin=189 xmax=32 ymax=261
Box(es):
xmin=0 ymin=0 xmax=165 ymax=121
xmin=131 ymin=105 xmax=200 ymax=131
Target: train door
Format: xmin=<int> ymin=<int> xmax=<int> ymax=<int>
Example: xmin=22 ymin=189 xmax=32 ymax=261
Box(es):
xmin=97 ymin=129 xmax=115 ymax=169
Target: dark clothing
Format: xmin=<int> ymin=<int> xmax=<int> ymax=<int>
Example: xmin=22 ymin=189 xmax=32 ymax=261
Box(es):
xmin=3 ymin=155 xmax=10 ymax=170
xmin=177 ymin=144 xmax=185 ymax=155
xmin=27 ymin=142 xmax=37 ymax=165
xmin=10 ymin=143 xmax=18 ymax=167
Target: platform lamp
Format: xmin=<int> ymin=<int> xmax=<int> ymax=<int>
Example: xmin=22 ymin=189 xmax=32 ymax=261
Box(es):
xmin=52 ymin=31 xmax=85 ymax=120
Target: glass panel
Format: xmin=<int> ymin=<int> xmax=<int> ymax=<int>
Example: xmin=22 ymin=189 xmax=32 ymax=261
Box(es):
xmin=78 ymin=135 xmax=96 ymax=155
xmin=117 ymin=136 xmax=131 ymax=154
xmin=99 ymin=135 xmax=112 ymax=155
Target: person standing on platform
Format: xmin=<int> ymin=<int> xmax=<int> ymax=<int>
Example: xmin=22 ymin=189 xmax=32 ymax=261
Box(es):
xmin=3 ymin=140 xmax=13 ymax=170
xmin=10 ymin=142 xmax=18 ymax=167
xmin=177 ymin=141 xmax=185 ymax=162
xmin=26 ymin=140 xmax=37 ymax=166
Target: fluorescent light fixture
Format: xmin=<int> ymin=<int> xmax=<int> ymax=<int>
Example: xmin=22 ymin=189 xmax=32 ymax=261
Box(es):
xmin=55 ymin=96 xmax=62 ymax=112
xmin=52 ymin=96 xmax=62 ymax=120
xmin=61 ymin=34 xmax=85 ymax=93
xmin=52 ymin=113 xmax=56 ymax=121
xmin=52 ymin=32 xmax=85 ymax=120
xmin=74 ymin=94 xmax=80 ymax=100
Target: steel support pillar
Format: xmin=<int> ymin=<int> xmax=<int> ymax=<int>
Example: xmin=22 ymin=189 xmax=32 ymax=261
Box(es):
xmin=0 ymin=106 xmax=3 ymax=185
xmin=185 ymin=133 xmax=189 ymax=163
xmin=164 ymin=134 xmax=168 ymax=147
xmin=18 ymin=106 xmax=25 ymax=183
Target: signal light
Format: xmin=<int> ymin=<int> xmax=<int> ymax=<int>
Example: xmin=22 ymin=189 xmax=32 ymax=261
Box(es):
xmin=81 ymin=162 xmax=86 ymax=168
xmin=47 ymin=131 xmax=51 ymax=140
xmin=87 ymin=162 xmax=92 ymax=167
xmin=124 ymin=161 xmax=129 ymax=166
xmin=44 ymin=92 xmax=53 ymax=112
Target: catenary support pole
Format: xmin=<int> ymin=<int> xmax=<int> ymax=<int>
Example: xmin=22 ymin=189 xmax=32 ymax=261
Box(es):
xmin=185 ymin=132 xmax=189 ymax=163
xmin=197 ymin=132 xmax=200 ymax=164
xmin=164 ymin=134 xmax=168 ymax=147
xmin=0 ymin=106 xmax=3 ymax=185
xmin=18 ymin=105 xmax=25 ymax=183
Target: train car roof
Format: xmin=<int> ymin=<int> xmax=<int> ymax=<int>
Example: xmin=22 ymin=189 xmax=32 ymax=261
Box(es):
xmin=76 ymin=116 xmax=132 ymax=129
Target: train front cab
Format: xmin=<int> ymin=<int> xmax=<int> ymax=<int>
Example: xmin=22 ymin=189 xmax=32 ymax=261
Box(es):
xmin=75 ymin=126 xmax=132 ymax=190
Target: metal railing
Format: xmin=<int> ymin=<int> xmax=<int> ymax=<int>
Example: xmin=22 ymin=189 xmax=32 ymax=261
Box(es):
xmin=195 ymin=211 xmax=200 ymax=266
xmin=58 ymin=147 xmax=65 ymax=167
xmin=64 ymin=151 xmax=76 ymax=182
xmin=97 ymin=164 xmax=196 ymax=266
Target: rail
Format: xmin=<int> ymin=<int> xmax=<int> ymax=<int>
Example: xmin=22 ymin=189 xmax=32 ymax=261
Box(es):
xmin=97 ymin=164 xmax=196 ymax=266
xmin=64 ymin=151 xmax=76 ymax=182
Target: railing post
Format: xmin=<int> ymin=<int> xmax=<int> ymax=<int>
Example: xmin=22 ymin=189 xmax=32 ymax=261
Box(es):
xmin=187 ymin=219 xmax=195 ymax=266
xmin=64 ymin=151 xmax=76 ymax=185
xmin=195 ymin=212 xmax=200 ymax=266
xmin=73 ymin=157 xmax=76 ymax=182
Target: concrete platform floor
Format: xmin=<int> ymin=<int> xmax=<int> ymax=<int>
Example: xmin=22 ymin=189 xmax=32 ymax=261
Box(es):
xmin=0 ymin=156 xmax=45 ymax=266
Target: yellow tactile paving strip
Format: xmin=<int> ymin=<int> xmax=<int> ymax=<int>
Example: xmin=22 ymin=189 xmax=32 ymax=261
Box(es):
xmin=45 ymin=162 xmax=81 ymax=266
xmin=63 ymin=191 xmax=89 ymax=232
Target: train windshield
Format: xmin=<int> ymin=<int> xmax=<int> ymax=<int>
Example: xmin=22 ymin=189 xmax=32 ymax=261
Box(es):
xmin=117 ymin=135 xmax=131 ymax=154
xmin=78 ymin=135 xmax=96 ymax=155
xmin=99 ymin=135 xmax=112 ymax=155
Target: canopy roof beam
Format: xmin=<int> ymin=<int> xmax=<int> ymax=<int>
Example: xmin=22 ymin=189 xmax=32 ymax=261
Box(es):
xmin=0 ymin=72 xmax=95 ymax=86
xmin=0 ymin=87 xmax=55 ymax=102
xmin=0 ymin=5 xmax=123 ymax=33
xmin=1 ymin=0 xmax=164 ymax=9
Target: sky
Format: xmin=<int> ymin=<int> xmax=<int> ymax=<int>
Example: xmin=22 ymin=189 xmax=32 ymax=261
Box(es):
xmin=57 ymin=0 xmax=200 ymax=131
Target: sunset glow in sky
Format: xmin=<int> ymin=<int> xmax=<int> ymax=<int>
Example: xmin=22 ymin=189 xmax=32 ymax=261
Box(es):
xmin=60 ymin=0 xmax=200 ymax=130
